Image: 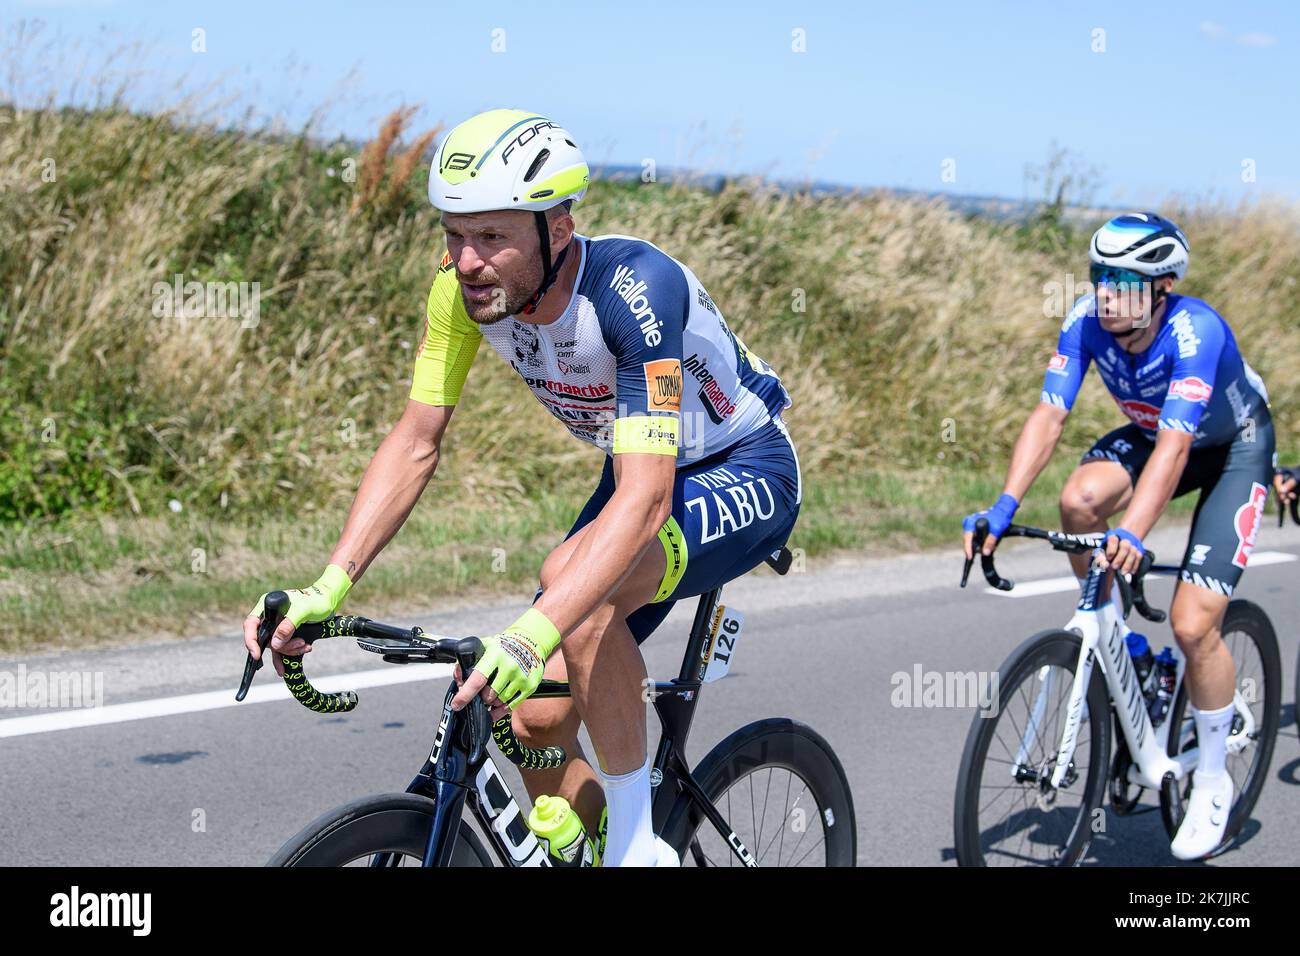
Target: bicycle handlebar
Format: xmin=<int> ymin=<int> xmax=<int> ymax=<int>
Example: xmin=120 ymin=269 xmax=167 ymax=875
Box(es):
xmin=235 ymin=598 xmax=567 ymax=768
xmin=961 ymin=520 xmax=1168 ymax=623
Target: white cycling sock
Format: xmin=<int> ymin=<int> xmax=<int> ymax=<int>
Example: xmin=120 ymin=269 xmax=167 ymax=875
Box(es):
xmin=1193 ymin=702 xmax=1235 ymax=777
xmin=598 ymin=756 xmax=657 ymax=867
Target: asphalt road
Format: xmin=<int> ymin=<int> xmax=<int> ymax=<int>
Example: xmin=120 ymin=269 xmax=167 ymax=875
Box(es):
xmin=2 ymin=520 xmax=1297 ymax=866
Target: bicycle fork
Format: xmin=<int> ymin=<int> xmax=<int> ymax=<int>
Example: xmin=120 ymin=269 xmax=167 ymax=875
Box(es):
xmin=1047 ymin=614 xmax=1102 ymax=789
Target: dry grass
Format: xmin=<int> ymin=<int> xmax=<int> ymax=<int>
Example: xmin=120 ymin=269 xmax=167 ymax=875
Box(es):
xmin=0 ymin=101 xmax=1297 ymax=647
xmin=2 ymin=102 xmax=1297 ymax=529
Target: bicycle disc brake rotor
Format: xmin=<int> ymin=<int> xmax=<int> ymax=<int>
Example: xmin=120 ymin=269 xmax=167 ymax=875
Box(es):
xmin=1109 ymin=744 xmax=1142 ymax=815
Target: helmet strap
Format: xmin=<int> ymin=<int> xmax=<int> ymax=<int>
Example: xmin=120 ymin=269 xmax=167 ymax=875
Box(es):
xmin=521 ymin=211 xmax=568 ymax=316
xmin=1151 ymin=280 xmax=1169 ymax=311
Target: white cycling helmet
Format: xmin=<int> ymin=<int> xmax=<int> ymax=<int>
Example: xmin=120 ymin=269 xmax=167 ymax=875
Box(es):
xmin=1089 ymin=212 xmax=1190 ymax=279
xmin=429 ymin=109 xmax=589 ymax=311
xmin=428 ymin=108 xmax=589 ymax=214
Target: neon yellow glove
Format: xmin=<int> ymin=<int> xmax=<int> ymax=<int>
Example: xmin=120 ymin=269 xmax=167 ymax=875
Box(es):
xmin=475 ymin=607 xmax=562 ymax=709
xmin=249 ymin=564 xmax=353 ymax=628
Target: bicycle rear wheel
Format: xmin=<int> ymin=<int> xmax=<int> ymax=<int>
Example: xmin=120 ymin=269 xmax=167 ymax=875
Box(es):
xmin=953 ymin=630 xmax=1111 ymax=866
xmin=1159 ymin=599 xmax=1281 ymax=852
xmin=268 ymin=793 xmax=494 ymax=867
xmin=659 ymin=718 xmax=856 ymax=866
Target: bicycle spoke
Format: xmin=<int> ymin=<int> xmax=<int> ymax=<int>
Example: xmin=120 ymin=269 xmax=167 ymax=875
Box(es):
xmin=688 ymin=766 xmax=832 ymax=868
xmin=756 ymin=776 xmax=808 ymax=863
xmin=775 ymin=769 xmax=791 ymax=863
xmin=978 ymin=782 xmax=1028 ymax=817
xmin=788 ymin=830 xmax=827 ymax=868
xmin=975 ymin=656 xmax=1091 ymax=866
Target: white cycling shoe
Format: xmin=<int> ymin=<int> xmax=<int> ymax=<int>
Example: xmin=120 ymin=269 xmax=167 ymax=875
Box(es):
xmin=1170 ymin=770 xmax=1233 ymax=860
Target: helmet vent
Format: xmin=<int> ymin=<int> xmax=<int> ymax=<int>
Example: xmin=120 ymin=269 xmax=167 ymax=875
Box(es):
xmin=524 ymin=149 xmax=550 ymax=183
xmin=1137 ymin=245 xmax=1172 ymax=263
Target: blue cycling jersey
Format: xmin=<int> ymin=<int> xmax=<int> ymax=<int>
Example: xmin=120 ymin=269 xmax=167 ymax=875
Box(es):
xmin=1040 ymin=293 xmax=1270 ymax=449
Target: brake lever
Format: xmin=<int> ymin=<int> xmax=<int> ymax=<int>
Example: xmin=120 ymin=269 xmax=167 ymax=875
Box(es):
xmin=454 ymin=636 xmax=484 ymax=679
xmin=236 ymin=591 xmax=289 ymax=701
xmin=1129 ymin=551 xmax=1167 ymax=623
xmin=982 ymin=550 xmax=1014 ymax=591
xmin=962 ymin=517 xmax=1015 ymax=590
xmin=960 ymin=518 xmax=987 ymax=587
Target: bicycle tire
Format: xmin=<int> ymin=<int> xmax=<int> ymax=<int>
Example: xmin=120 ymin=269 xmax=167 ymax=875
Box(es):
xmin=267 ymin=792 xmax=494 ymax=867
xmin=953 ymin=629 xmax=1111 ymax=867
xmin=658 ymin=718 xmax=856 ymax=867
xmin=1159 ymin=599 xmax=1282 ymax=852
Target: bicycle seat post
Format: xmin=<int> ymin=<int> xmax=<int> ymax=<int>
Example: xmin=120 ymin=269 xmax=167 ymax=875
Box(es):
xmin=678 ymin=588 xmax=723 ymax=683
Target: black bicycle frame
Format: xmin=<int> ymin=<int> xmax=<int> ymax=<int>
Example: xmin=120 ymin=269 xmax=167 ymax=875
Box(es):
xmin=391 ymin=586 xmax=756 ymax=867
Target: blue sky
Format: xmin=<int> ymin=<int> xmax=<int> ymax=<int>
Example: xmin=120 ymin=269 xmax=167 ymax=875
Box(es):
xmin=3 ymin=0 xmax=1297 ymax=204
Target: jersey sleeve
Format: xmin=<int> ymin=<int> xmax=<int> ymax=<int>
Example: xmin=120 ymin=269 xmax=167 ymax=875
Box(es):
xmin=595 ymin=245 xmax=689 ymax=456
xmin=409 ymin=254 xmax=482 ymax=407
xmin=1040 ymin=296 xmax=1093 ymax=411
xmin=1158 ymin=307 xmax=1225 ymax=435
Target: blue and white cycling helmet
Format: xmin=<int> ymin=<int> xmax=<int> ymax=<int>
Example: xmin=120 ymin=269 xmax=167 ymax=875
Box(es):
xmin=1089 ymin=212 xmax=1190 ymax=280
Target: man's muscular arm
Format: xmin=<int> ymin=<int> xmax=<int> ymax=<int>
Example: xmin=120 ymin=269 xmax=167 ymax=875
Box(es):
xmin=244 ymin=400 xmax=454 ymax=664
xmin=1118 ymin=428 xmax=1192 ymax=541
xmin=533 ymin=452 xmax=675 ymax=636
xmin=328 ymin=400 xmax=455 ymax=581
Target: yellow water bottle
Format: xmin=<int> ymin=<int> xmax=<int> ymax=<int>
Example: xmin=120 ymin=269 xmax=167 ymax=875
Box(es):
xmin=526 ymin=795 xmax=596 ymax=867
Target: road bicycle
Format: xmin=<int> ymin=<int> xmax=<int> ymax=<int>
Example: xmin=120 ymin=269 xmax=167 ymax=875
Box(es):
xmin=237 ymin=547 xmax=857 ymax=867
xmin=952 ymin=520 xmax=1281 ymax=866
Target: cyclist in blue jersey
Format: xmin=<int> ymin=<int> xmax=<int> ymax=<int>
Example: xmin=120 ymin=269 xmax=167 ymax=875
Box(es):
xmin=243 ymin=110 xmax=799 ymax=867
xmin=962 ymin=212 xmax=1277 ymax=860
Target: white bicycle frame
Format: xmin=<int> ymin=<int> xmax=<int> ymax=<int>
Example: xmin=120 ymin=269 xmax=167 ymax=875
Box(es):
xmin=1014 ymin=562 xmax=1255 ymax=791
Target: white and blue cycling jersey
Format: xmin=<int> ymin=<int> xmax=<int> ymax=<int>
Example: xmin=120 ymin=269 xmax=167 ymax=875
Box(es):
xmin=1040 ymin=293 xmax=1270 ymax=448
xmin=411 ymin=234 xmax=792 ymax=464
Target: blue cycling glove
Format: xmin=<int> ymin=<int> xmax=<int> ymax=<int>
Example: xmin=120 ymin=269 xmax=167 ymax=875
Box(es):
xmin=963 ymin=493 xmax=1019 ymax=539
xmin=1103 ymin=527 xmax=1145 ymax=558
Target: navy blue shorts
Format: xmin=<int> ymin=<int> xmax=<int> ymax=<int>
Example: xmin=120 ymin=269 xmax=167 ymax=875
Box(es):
xmin=557 ymin=417 xmax=801 ymax=644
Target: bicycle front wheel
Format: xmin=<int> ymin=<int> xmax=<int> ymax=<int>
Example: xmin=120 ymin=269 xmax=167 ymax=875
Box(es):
xmin=268 ymin=793 xmax=494 ymax=867
xmin=953 ymin=629 xmax=1111 ymax=866
xmin=659 ymin=718 xmax=856 ymax=866
xmin=1159 ymin=599 xmax=1282 ymax=852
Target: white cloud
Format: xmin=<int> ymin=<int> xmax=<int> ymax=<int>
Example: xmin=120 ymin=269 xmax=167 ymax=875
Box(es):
xmin=1199 ymin=21 xmax=1279 ymax=48
xmin=1237 ymin=32 xmax=1278 ymax=48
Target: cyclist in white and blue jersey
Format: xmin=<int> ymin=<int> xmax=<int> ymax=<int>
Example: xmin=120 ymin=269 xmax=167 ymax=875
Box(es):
xmin=962 ymin=213 xmax=1277 ymax=860
xmin=243 ymin=110 xmax=799 ymax=867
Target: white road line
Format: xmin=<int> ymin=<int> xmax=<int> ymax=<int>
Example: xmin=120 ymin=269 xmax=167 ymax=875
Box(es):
xmin=983 ymin=575 xmax=1080 ymax=598
xmin=984 ymin=550 xmax=1298 ymax=598
xmin=0 ymin=663 xmax=453 ymax=739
